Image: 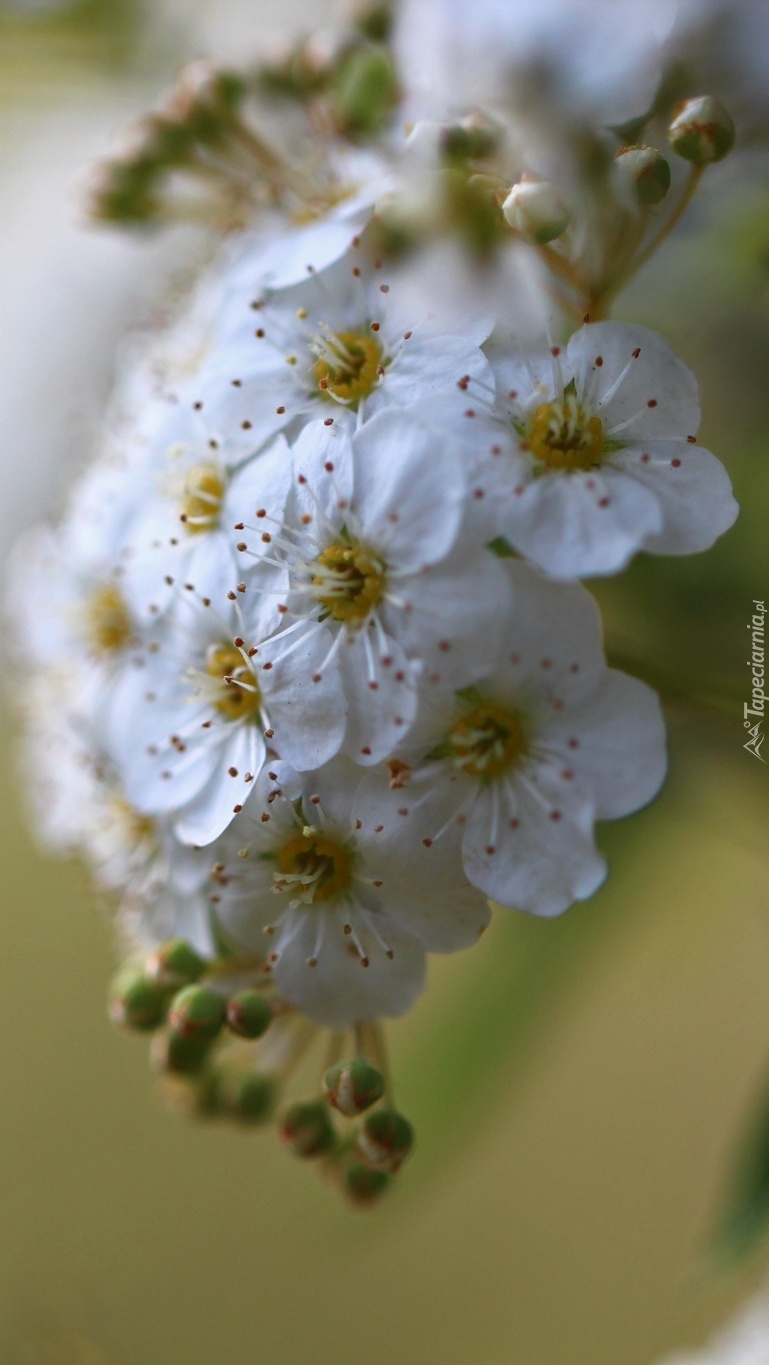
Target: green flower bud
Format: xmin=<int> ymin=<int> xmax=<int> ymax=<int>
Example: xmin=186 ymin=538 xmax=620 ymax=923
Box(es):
xmin=440 ymin=121 xmax=499 ymax=164
xmin=108 ymin=965 xmax=167 ymax=1031
xmin=614 ymin=145 xmax=671 ymax=205
xmin=442 ymin=169 xmax=502 ymax=257
xmin=167 ymin=60 xmax=247 ymax=123
xmin=352 ymin=2 xmax=393 ymax=43
xmin=333 ymin=47 xmax=399 ymax=137
xmin=323 ymin=1059 xmax=385 ymax=1116
xmin=214 ymin=1071 xmax=277 ymax=1126
xmin=343 ymin=1162 xmax=392 ymax=1206
xmin=87 ymin=162 xmax=159 ymax=226
xmin=257 ymin=45 xmax=331 ymax=103
xmin=279 ymin=1100 xmax=336 ymax=1158
xmin=366 ymin=199 xmax=422 ymax=259
xmin=145 ymin=938 xmax=206 ymax=991
xmin=502 ymin=179 xmax=572 ymax=244
xmin=150 ymin=1029 xmax=212 ymax=1076
xmin=168 ymin=984 xmax=226 ymax=1041
xmin=226 ymin=990 xmax=273 ymax=1040
xmin=356 ymin=1108 xmax=414 ymax=1173
xmin=143 ymin=116 xmax=197 ymax=167
xmin=668 ymin=96 xmax=735 ymax=165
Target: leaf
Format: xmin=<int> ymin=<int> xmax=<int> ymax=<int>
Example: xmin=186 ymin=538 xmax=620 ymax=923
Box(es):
xmin=714 ymin=1076 xmax=769 ymax=1262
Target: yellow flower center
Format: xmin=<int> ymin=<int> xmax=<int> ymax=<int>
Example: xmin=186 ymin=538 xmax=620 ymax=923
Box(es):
xmin=87 ymin=583 xmax=132 ymax=654
xmin=274 ymin=832 xmax=352 ymax=904
xmin=206 ymin=643 xmax=260 ymax=722
xmin=528 ymin=392 xmax=604 ymax=471
xmin=448 ymin=701 xmax=527 ymax=782
xmin=181 ymin=463 xmax=226 ymax=534
xmin=113 ymin=798 xmax=156 ymax=847
xmin=314 ymin=330 xmax=383 ymax=405
xmin=313 ymin=541 xmax=386 ymax=626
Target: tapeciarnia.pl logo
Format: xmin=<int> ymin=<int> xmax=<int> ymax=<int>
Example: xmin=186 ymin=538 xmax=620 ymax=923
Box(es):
xmin=745 ymin=599 xmax=766 ymax=762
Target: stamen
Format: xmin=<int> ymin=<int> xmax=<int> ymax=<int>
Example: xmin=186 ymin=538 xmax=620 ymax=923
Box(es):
xmin=86 ymin=582 xmax=132 ymax=654
xmin=446 ymin=700 xmax=528 ymax=782
xmin=312 ymin=539 xmax=387 ymax=626
xmin=312 ymin=330 xmax=383 ymax=406
xmin=527 ymin=391 xmax=604 ymax=471
xmin=205 ymin=643 xmax=261 ymax=721
xmin=273 ymin=832 xmax=352 ymax=905
xmin=180 ymin=463 xmax=226 ymax=534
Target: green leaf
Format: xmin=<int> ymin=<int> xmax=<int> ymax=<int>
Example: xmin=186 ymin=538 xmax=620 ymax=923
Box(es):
xmin=714 ymin=1075 xmax=769 ymax=1262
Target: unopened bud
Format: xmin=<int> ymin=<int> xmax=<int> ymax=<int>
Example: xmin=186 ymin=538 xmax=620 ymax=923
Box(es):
xmin=502 ymin=179 xmax=572 ymax=244
xmin=352 ymin=2 xmax=393 ymax=42
xmin=356 ymin=1108 xmax=414 ymax=1173
xmin=142 ymin=115 xmax=197 ymax=167
xmin=614 ymin=145 xmax=671 ymax=206
xmin=168 ymin=984 xmax=226 ymax=1041
xmin=214 ymin=1071 xmax=277 ymax=1125
xmin=145 ymin=938 xmax=206 ymax=991
xmin=279 ymin=1100 xmax=336 ymax=1158
xmin=333 ymin=47 xmax=398 ymax=137
xmin=150 ymin=1029 xmax=212 ymax=1076
xmin=668 ymin=96 xmax=735 ymax=165
xmin=367 ymin=197 xmax=422 ymax=259
xmin=226 ymin=989 xmax=273 ymax=1040
xmin=258 ymin=48 xmax=329 ymax=102
xmin=165 ymin=60 xmax=246 ymax=123
xmin=324 ymin=1059 xmax=385 ymax=1116
xmin=443 ymin=169 xmax=502 ymax=256
xmin=108 ymin=965 xmax=167 ymax=1031
xmin=440 ymin=121 xmax=499 ymax=164
xmin=343 ymin=1162 xmax=392 ymax=1206
xmin=87 ymin=162 xmax=158 ymax=226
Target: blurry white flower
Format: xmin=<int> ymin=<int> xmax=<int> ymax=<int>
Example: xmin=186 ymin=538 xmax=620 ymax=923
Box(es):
xmin=396 ymin=0 xmax=677 ymax=128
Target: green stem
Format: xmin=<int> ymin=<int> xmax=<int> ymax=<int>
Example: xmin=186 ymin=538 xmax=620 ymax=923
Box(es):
xmin=623 ymin=164 xmax=703 ymax=282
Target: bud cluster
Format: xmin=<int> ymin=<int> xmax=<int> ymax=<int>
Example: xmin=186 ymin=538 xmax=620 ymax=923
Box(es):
xmin=89 ymin=7 xmax=398 ymax=233
xmin=279 ymin=1053 xmax=413 ymax=1207
xmin=110 ymin=938 xmax=410 ymax=1205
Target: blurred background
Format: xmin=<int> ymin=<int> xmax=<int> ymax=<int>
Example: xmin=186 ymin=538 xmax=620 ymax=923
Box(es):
xmin=1 ymin=2 xmax=769 ymax=1361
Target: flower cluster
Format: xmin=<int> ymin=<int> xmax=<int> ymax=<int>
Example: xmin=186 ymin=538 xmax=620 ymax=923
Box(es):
xmin=7 ymin=0 xmax=741 ymax=1202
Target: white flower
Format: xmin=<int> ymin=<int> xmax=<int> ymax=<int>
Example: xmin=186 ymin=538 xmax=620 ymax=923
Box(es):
xmin=191 ymin=240 xmax=493 ymax=450
xmin=119 ymin=412 xmax=293 ymax=621
xmin=209 ymin=759 xmax=490 ymax=1028
xmin=103 ymin=577 xmax=347 ymax=846
xmin=458 ymin=321 xmax=738 ymax=579
xmin=218 ymin=146 xmax=394 ymax=293
xmin=6 ymin=520 xmax=145 ymax=732
xmin=10 ymin=670 xmax=218 ymax=956
xmin=396 ymin=0 xmax=674 ymax=129
xmin=236 ymin=411 xmax=513 ymax=764
xmin=355 ymin=565 xmax=666 ymax=917
xmin=114 ymin=816 xmax=219 ymax=958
